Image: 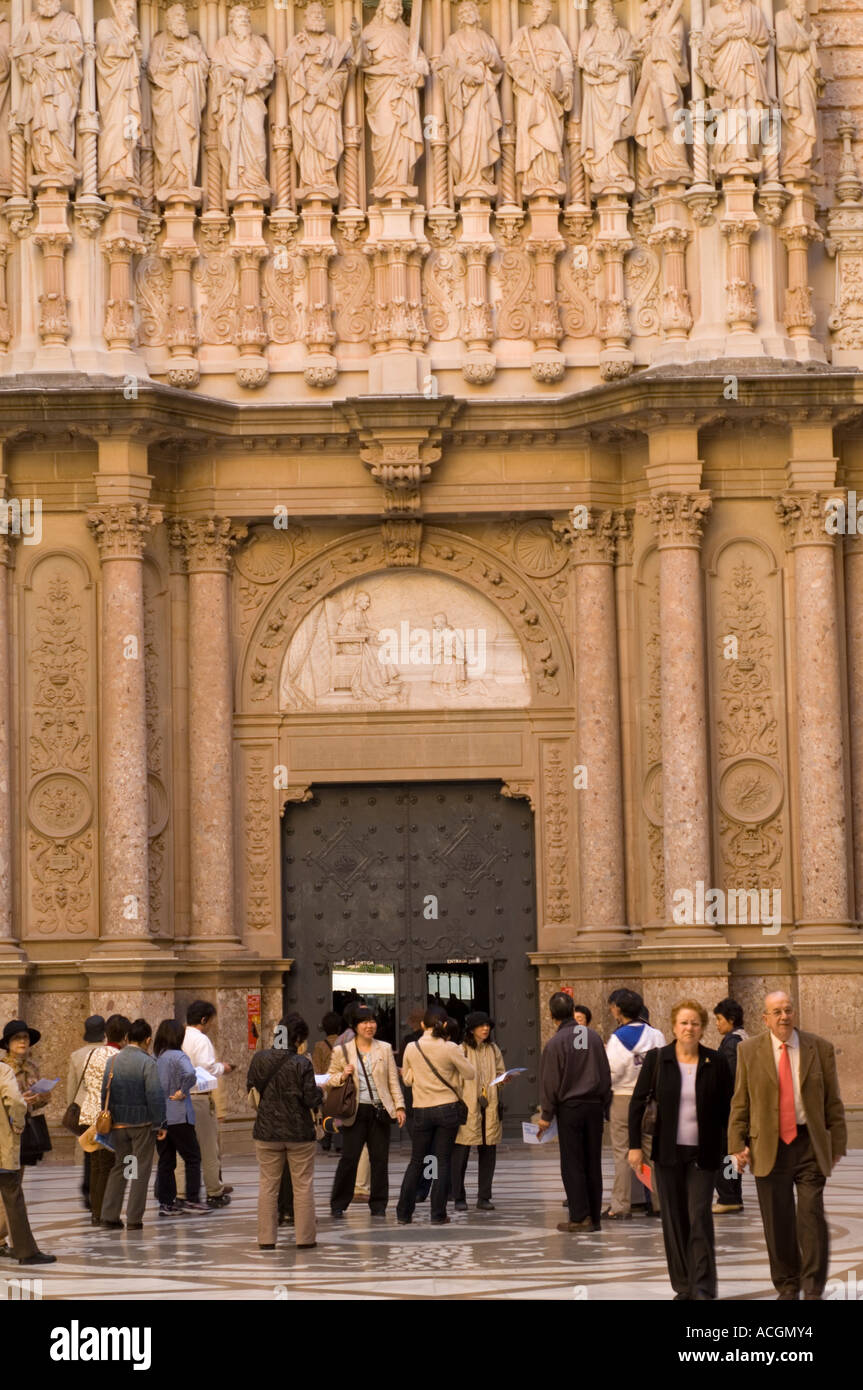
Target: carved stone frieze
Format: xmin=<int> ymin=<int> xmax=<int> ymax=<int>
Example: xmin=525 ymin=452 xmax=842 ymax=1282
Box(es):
xmin=540 ymin=742 xmax=572 ymax=924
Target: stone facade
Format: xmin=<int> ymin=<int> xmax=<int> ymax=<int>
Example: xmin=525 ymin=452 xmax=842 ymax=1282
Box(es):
xmin=0 ymin=0 xmax=861 ymax=1144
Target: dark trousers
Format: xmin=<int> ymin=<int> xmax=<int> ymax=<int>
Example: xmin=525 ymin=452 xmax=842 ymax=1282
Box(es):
xmin=89 ymin=1145 xmax=116 ymax=1224
xmin=80 ymin=1143 xmax=92 ymax=1206
xmin=155 ymin=1122 xmax=202 ymax=1206
xmin=558 ymin=1099 xmax=604 ymax=1225
xmin=451 ymin=1142 xmax=497 ymax=1204
xmin=331 ymin=1104 xmax=391 ymax=1214
xmin=655 ymin=1146 xmax=717 ymax=1299
xmin=397 ymin=1101 xmax=461 ymax=1222
xmin=754 ymin=1126 xmax=828 ymax=1297
xmin=715 ymin=1163 xmax=743 ymax=1205
xmin=279 ymin=1164 xmax=293 ymax=1220
xmin=0 ymin=1170 xmax=38 ymax=1259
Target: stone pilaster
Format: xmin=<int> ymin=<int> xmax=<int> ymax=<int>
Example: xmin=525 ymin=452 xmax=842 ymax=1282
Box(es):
xmin=847 ymin=533 xmax=863 ymax=925
xmin=777 ymin=492 xmax=853 ymax=935
xmin=640 ymin=491 xmax=716 ymax=935
xmin=86 ymin=503 xmax=161 ymax=950
xmin=0 ymin=524 xmax=23 ymax=958
xmin=171 ymin=517 xmax=247 ymax=953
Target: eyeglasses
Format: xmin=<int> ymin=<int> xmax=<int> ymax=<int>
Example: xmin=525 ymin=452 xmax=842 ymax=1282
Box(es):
xmin=766 ymin=1009 xmax=794 ymax=1017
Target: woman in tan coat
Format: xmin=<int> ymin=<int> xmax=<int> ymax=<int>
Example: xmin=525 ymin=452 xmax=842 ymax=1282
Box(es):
xmin=327 ymin=1007 xmax=405 ymax=1217
xmin=452 ymin=1012 xmax=505 ymax=1211
xmin=397 ymin=1008 xmax=476 ymax=1226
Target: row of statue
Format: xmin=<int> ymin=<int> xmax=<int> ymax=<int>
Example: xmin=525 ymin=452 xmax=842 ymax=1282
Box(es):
xmin=0 ymin=0 xmax=822 ymax=208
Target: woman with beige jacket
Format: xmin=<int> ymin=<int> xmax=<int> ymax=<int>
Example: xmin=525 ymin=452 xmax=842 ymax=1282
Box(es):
xmin=451 ymin=1012 xmax=505 ymax=1212
xmin=327 ymin=1007 xmax=405 ymax=1217
xmin=397 ymin=1009 xmax=476 ymax=1226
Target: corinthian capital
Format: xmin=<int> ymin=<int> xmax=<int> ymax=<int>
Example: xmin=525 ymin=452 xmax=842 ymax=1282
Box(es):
xmin=775 ymin=492 xmax=836 ymax=548
xmin=169 ymin=516 xmax=249 ymax=573
xmin=86 ymin=504 xmax=162 ymax=560
xmin=553 ymin=507 xmax=618 ymax=565
xmin=639 ymin=492 xmax=712 ymax=549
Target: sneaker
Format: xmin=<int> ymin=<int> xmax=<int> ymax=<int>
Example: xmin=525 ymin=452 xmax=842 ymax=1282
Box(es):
xmin=19 ymin=1251 xmax=57 ymax=1265
xmin=605 ymin=1210 xmax=632 ymax=1220
xmin=712 ymin=1203 xmax=744 ymax=1214
xmin=207 ymin=1194 xmax=231 ymax=1209
xmin=159 ymin=1204 xmax=182 ymax=1217
xmin=181 ymin=1200 xmax=210 ymax=1213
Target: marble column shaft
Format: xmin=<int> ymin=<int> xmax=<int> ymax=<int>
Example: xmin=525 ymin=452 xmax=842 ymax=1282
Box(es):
xmin=87 ymin=504 xmax=161 ymax=942
xmin=778 ymin=493 xmax=851 ymax=923
xmin=0 ymin=534 xmax=14 ymax=943
xmin=174 ymin=517 xmax=246 ymax=946
xmin=569 ymin=510 xmax=626 ymax=935
xmin=644 ymin=493 xmax=713 ymax=924
xmin=847 ymin=535 xmax=863 ymax=923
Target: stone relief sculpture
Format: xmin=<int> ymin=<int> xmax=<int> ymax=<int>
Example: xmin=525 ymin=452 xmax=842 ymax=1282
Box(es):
xmin=353 ymin=0 xmax=429 ymax=201
xmin=148 ymin=2 xmax=209 ymax=200
xmin=210 ymin=4 xmax=274 ymax=202
xmin=697 ymin=0 xmax=770 ymax=173
xmin=435 ymin=0 xmax=503 ymax=200
xmin=577 ymin=0 xmax=637 ymax=196
xmin=282 ymin=0 xmax=351 ymax=202
xmin=0 ymin=13 xmax=11 ymax=194
xmin=631 ymin=0 xmax=690 ymax=186
xmin=95 ymin=0 xmax=142 ymax=195
xmin=506 ymin=0 xmax=573 ymax=200
xmin=12 ymin=0 xmax=83 ymax=188
xmin=776 ymin=0 xmax=822 ymax=183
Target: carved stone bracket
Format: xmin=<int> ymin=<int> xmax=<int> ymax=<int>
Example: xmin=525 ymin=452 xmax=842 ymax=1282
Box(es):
xmin=340 ymin=398 xmax=459 ymax=515
xmin=381 ymin=518 xmax=422 ymax=567
xmin=278 ymin=784 xmax=314 ymax=819
xmin=501 ymin=781 xmax=536 ymax=814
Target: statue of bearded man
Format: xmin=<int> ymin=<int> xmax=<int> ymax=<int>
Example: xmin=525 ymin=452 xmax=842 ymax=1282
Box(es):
xmin=210 ymin=4 xmax=274 ymax=202
xmin=96 ymin=0 xmax=143 ymax=195
xmin=12 ymin=0 xmax=83 ymax=189
xmin=506 ymin=0 xmax=574 ymax=199
xmin=352 ymin=0 xmax=429 ymax=202
xmin=148 ymin=2 xmax=209 ymax=199
xmin=282 ymin=0 xmax=351 ymax=201
xmin=435 ymin=0 xmax=503 ymax=200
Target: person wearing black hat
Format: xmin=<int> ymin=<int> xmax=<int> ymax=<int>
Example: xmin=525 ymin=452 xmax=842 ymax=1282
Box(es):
xmin=451 ymin=1012 xmax=506 ymax=1212
xmin=67 ymin=1015 xmax=107 ymax=1212
xmin=0 ymin=1020 xmax=53 ymax=1256
xmin=0 ymin=1053 xmax=56 ymax=1265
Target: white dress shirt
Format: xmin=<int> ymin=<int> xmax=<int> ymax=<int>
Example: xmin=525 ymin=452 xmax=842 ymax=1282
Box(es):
xmin=770 ymin=1028 xmax=807 ymax=1124
xmin=182 ymin=1025 xmax=225 ymax=1095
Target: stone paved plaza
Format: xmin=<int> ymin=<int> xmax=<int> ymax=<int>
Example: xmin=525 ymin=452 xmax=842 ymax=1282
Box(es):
xmin=11 ymin=1147 xmax=863 ymax=1302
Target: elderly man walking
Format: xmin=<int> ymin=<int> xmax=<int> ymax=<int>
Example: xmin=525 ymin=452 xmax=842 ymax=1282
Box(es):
xmin=728 ymin=991 xmax=846 ymax=1301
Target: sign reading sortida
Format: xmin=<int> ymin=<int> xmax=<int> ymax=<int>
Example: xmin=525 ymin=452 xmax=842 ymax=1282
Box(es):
xmin=49 ymin=1322 xmax=152 ymax=1371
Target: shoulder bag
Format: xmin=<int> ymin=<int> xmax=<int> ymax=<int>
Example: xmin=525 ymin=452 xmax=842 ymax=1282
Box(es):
xmin=356 ymin=1044 xmax=391 ymax=1126
xmin=62 ymin=1048 xmax=97 ymax=1133
xmin=641 ymin=1049 xmax=660 ymax=1139
xmin=95 ymin=1056 xmax=116 ymax=1135
xmin=321 ymin=1043 xmax=357 ymax=1120
xmin=415 ymin=1040 xmax=468 ymax=1125
xmin=247 ymin=1047 xmax=292 ymax=1111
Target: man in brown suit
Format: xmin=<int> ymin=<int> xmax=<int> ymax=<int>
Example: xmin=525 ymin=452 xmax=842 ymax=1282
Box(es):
xmin=728 ymin=991 xmax=846 ymax=1301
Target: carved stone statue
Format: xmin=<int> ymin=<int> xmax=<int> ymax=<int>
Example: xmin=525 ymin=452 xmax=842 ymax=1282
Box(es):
xmin=631 ymin=0 xmax=690 ymax=186
xmin=12 ymin=0 xmax=83 ymax=189
xmin=0 ymin=15 xmax=11 ymax=195
xmin=353 ymin=0 xmax=429 ymax=202
xmin=506 ymin=0 xmax=573 ymax=200
xmin=282 ymin=0 xmax=351 ymax=201
xmin=96 ymin=0 xmax=142 ymax=195
xmin=435 ymin=0 xmax=503 ymax=200
xmin=776 ymin=0 xmax=822 ymax=183
xmin=210 ymin=4 xmax=274 ymax=202
xmin=697 ymin=0 xmax=769 ymax=173
xmin=148 ymin=2 xmax=209 ymax=200
xmin=577 ymin=0 xmax=637 ymax=196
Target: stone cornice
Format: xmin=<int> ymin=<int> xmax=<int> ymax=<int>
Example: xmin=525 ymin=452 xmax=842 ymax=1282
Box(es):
xmin=86 ymin=503 xmax=162 ymax=560
xmin=169 ymin=515 xmax=248 ymax=573
xmin=638 ymin=491 xmax=712 ymax=549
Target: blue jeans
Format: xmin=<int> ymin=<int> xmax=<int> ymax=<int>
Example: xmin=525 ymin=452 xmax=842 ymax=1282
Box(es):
xmin=397 ymin=1102 xmax=461 ymax=1222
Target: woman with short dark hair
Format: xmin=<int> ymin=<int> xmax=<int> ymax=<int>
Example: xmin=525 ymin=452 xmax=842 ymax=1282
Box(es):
xmin=247 ymin=1013 xmax=323 ymax=1250
xmin=451 ymin=1012 xmax=505 ymax=1212
xmin=153 ymin=1019 xmax=207 ymax=1218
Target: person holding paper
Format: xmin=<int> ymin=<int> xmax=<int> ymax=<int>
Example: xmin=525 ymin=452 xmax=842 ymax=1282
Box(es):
xmin=538 ymin=993 xmax=612 ymax=1234
xmin=0 ymin=1019 xmax=52 ymax=1170
xmin=452 ymin=1012 xmax=505 ymax=1212
xmin=627 ymin=999 xmax=733 ymax=1300
xmin=0 ymin=1055 xmax=56 ymax=1266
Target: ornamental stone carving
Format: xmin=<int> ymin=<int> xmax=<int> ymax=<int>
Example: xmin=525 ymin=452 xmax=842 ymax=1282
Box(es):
xmin=631 ymin=0 xmax=690 ymax=187
xmin=86 ymin=504 xmax=161 ymax=560
xmin=775 ymin=491 xmax=833 ymax=547
xmin=211 ymin=5 xmax=274 ymax=203
xmin=354 ymin=0 xmax=429 ymax=202
xmin=640 ymin=491 xmax=712 ymax=547
xmin=171 ymin=515 xmax=248 ymax=572
xmin=577 ymin=0 xmax=636 ymax=196
xmin=283 ymin=2 xmax=351 ymax=202
xmin=0 ymin=15 xmax=11 ymax=196
xmin=697 ymin=0 xmax=769 ymax=175
xmin=507 ymin=0 xmax=573 ymax=199
xmin=148 ymin=3 xmax=209 ymax=201
xmin=95 ymin=0 xmax=142 ymax=196
xmin=435 ymin=1 xmax=503 ymax=201
xmin=12 ymin=0 xmax=83 ymax=190
xmin=776 ymin=0 xmax=822 ymax=184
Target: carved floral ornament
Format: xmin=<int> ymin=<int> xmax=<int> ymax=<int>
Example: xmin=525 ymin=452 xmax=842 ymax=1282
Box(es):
xmin=237 ymin=524 xmax=573 ymax=712
xmin=86 ymin=503 xmax=162 ymax=560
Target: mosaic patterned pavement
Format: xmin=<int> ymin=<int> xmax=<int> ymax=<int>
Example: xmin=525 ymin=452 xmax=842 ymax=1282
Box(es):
xmin=9 ymin=1147 xmax=863 ymax=1301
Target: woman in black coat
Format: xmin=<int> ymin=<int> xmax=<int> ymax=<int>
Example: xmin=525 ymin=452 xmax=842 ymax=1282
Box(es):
xmin=247 ymin=1014 xmax=322 ymax=1251
xmin=627 ymin=999 xmax=733 ymax=1301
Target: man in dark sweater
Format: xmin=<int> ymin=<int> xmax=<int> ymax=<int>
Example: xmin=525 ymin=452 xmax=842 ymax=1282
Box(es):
xmin=538 ymin=992 xmax=612 ymax=1233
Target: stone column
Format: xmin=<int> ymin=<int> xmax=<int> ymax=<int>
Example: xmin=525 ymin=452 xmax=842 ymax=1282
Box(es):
xmin=565 ymin=509 xmax=627 ymax=945
xmin=172 ymin=517 xmax=247 ymax=952
xmin=847 ymin=533 xmax=863 ymax=924
xmin=0 ymin=525 xmax=23 ymax=957
xmin=777 ymin=492 xmax=853 ymax=932
xmin=86 ymin=503 xmax=161 ymax=948
xmin=642 ymin=492 xmax=715 ymax=932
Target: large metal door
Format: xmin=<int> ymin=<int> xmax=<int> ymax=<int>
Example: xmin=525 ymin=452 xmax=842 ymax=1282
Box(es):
xmin=282 ymin=781 xmax=539 ymax=1116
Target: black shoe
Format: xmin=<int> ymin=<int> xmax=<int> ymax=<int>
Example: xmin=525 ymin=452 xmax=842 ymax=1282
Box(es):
xmin=296 ymin=1242 xmax=317 ymax=1249
xmin=100 ymin=1220 xmax=123 ymax=1230
xmin=397 ymin=1217 xmax=412 ymax=1225
xmin=19 ymin=1251 xmax=57 ymax=1265
xmin=259 ymin=1244 xmax=276 ymax=1250
xmin=370 ymin=1209 xmax=387 ymax=1217
xmin=126 ymin=1223 xmax=143 ymax=1230
xmin=476 ymin=1200 xmax=495 ymax=1211
xmin=673 ymin=1293 xmax=691 ymax=1301
xmin=330 ymin=1208 xmax=345 ymax=1219
xmin=430 ymin=1217 xmax=451 ymax=1226
xmin=207 ymin=1195 xmax=231 ymax=1209
xmin=454 ymin=1200 xmax=468 ymax=1212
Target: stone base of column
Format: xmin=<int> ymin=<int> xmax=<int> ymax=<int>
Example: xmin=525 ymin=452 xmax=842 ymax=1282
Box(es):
xmin=789 ymin=920 xmax=861 ymax=946
xmin=570 ymin=925 xmax=633 ymax=951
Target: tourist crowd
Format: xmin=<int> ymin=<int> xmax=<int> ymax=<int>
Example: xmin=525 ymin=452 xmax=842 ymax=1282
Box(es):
xmin=0 ymin=985 xmax=846 ymax=1300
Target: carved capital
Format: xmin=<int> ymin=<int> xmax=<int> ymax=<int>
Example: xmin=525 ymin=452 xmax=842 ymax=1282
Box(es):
xmin=0 ymin=531 xmax=17 ymax=567
xmin=381 ymin=518 xmax=422 ymax=567
xmin=169 ymin=516 xmax=249 ymax=573
xmin=86 ymin=504 xmax=162 ymax=561
xmin=554 ymin=507 xmax=618 ymax=565
xmin=775 ymin=492 xmax=835 ymax=548
xmin=639 ymin=492 xmax=712 ymax=549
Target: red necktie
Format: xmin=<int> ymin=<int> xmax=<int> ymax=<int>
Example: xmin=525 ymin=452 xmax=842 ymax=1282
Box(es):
xmin=778 ymin=1042 xmax=798 ymax=1145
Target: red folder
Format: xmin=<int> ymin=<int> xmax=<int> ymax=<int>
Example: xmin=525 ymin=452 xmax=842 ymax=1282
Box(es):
xmin=638 ymin=1162 xmax=653 ymax=1193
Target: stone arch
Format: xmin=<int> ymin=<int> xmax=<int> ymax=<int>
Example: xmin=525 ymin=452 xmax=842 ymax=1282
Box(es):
xmin=236 ymin=525 xmax=573 ymax=714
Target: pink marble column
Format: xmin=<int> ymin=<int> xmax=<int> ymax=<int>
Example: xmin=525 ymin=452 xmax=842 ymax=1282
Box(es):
xmin=847 ymin=533 xmax=863 ymax=924
xmin=0 ymin=531 xmax=19 ymax=952
xmin=172 ymin=518 xmax=246 ymax=950
xmin=643 ymin=493 xmax=714 ymax=930
xmin=567 ymin=509 xmax=627 ymax=944
xmin=777 ymin=493 xmax=852 ymax=929
xmin=87 ymin=504 xmax=161 ymax=947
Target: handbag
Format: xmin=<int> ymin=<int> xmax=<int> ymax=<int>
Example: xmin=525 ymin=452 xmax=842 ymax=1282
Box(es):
xmin=321 ymin=1044 xmax=357 ymax=1120
xmin=356 ymin=1046 xmax=391 ymax=1125
xmin=641 ymin=1051 xmax=660 ymax=1139
xmin=62 ymin=1048 xmax=97 ymax=1134
xmin=415 ymin=1040 xmax=468 ymax=1126
xmin=20 ymin=1111 xmax=52 ymax=1164
xmin=77 ymin=1122 xmax=101 ymax=1153
xmin=95 ymin=1056 xmax=116 ymax=1135
xmin=247 ymin=1047 xmax=292 ymax=1111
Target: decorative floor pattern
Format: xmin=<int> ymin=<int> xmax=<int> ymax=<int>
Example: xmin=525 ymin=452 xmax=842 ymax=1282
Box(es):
xmin=8 ymin=1148 xmax=863 ymax=1301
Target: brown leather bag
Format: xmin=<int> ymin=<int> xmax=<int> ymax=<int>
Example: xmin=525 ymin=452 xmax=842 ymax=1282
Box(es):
xmin=95 ymin=1056 xmax=116 ymax=1135
xmin=321 ymin=1043 xmax=357 ymax=1120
